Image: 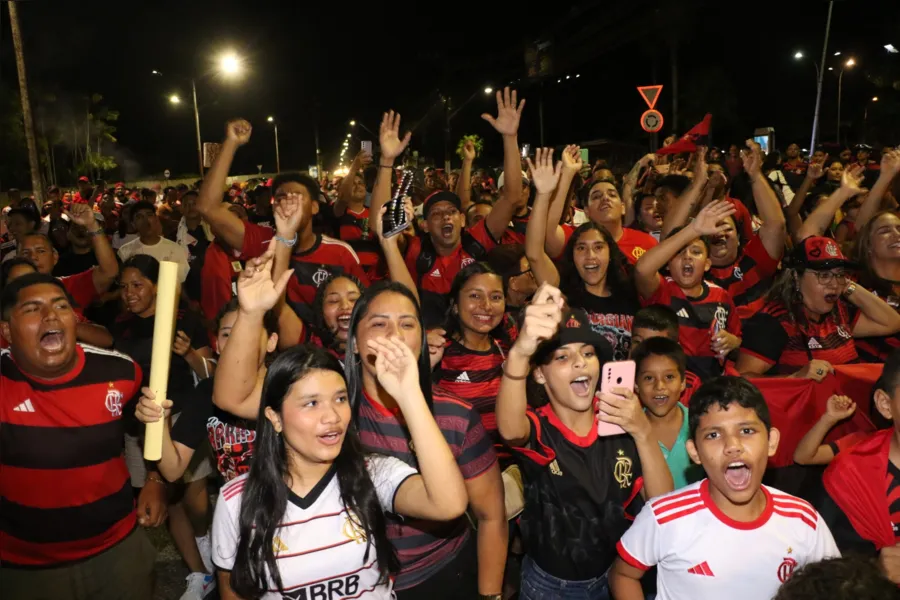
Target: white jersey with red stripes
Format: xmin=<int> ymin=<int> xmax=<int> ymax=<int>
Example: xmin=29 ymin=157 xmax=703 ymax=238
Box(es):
xmin=616 ymin=479 xmax=840 ymax=600
xmin=212 ymin=454 xmax=417 ymax=599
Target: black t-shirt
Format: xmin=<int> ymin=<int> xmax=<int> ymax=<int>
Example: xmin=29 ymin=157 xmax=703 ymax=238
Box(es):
xmin=111 ymin=307 xmax=207 ymax=412
xmin=53 ymin=251 xmax=99 ymax=278
xmin=566 ymin=288 xmax=636 ymax=361
xmin=170 ymin=378 xmax=257 ymax=485
xmin=248 ymin=211 xmax=274 ymax=230
xmin=513 ymin=404 xmax=644 ymax=581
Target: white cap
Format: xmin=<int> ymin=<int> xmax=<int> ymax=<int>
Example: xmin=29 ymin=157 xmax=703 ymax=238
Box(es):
xmin=498 ymin=171 xmax=529 ymax=190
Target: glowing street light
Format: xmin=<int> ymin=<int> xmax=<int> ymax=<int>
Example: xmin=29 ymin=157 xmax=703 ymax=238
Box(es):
xmin=837 ymin=58 xmax=857 ymax=145
xmin=845 ymin=58 xmax=856 ymax=68
xmin=794 ymin=51 xmax=804 ymax=59
xmin=267 ymin=116 xmax=274 ymax=123
xmin=349 ymin=120 xmax=356 ymax=126
xmin=834 ymin=51 xmax=841 ymax=56
xmin=219 ymin=53 xmax=242 ymax=75
xmin=346 ymin=133 xmax=351 ymax=138
xmin=872 ymin=96 xmax=879 ymax=102
xmin=169 ymin=94 xmax=181 ymax=104
xmin=484 ymin=87 xmax=493 ymax=94
xmin=886 ymin=44 xmax=898 ymax=54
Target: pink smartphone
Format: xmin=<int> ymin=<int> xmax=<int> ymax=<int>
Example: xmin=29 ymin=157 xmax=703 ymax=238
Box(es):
xmin=597 ymin=360 xmax=636 ymax=436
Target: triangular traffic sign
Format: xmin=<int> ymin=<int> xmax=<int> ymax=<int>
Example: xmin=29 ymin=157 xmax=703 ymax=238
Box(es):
xmin=637 ymin=85 xmax=663 ymax=109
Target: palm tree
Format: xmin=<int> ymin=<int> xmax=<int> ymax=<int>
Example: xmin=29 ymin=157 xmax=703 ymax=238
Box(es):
xmin=8 ymin=1 xmax=43 ymax=202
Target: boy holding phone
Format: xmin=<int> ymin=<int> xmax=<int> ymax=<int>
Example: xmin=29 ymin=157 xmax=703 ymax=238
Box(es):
xmin=610 ymin=377 xmax=840 ymax=600
xmin=632 ymin=337 xmax=703 ymax=489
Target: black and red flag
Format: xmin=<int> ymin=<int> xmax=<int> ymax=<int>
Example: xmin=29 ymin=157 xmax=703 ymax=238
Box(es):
xmin=658 ymin=114 xmax=712 ymax=155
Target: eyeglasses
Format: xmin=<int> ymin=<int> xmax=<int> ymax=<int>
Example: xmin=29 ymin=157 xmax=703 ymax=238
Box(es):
xmin=812 ymin=270 xmax=847 ymax=285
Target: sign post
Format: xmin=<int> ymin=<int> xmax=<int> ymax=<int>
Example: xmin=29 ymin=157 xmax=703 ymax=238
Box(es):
xmin=637 ymin=85 xmax=664 ymax=150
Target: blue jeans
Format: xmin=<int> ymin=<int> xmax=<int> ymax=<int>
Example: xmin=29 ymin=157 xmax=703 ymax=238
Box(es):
xmin=519 ymin=556 xmax=610 ymax=600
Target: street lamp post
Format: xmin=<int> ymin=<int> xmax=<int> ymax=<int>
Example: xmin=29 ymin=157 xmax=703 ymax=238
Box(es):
xmin=191 ymin=79 xmax=203 ymax=177
xmin=267 ymin=116 xmax=281 ymax=173
xmin=836 ymin=58 xmax=855 ymax=146
xmin=808 ymin=1 xmax=834 ymax=153
xmin=864 ymin=97 xmax=878 ymax=142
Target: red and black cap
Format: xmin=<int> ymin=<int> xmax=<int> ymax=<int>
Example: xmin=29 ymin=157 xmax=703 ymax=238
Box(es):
xmin=423 ymin=190 xmax=462 ymax=218
xmin=77 ymin=176 xmax=91 ymax=183
xmin=792 ymin=236 xmax=855 ymax=271
xmin=533 ymin=308 xmax=614 ymax=365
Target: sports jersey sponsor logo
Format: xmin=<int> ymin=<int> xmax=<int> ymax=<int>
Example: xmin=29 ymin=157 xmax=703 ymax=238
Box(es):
xmin=687 ymin=561 xmax=715 ymax=576
xmin=733 ymin=266 xmax=744 ymax=281
xmin=312 ymin=267 xmax=330 ymax=286
xmin=632 ymin=246 xmax=646 ymax=260
xmin=836 ymin=326 xmax=851 ymax=339
xmin=808 ymin=337 xmax=823 ymax=349
xmin=455 ymin=371 xmax=471 ymax=383
xmin=105 ymin=383 xmax=123 ymax=416
xmin=13 ymin=399 xmax=35 ymax=412
xmin=777 ymin=551 xmax=798 ymax=583
xmin=283 ymin=575 xmax=361 ymax=600
xmin=548 ymin=459 xmax=563 ymax=476
xmin=825 ymin=241 xmax=839 ymax=257
xmin=676 ymin=308 xmax=690 ymax=318
xmin=613 ymin=449 xmax=633 ymax=488
xmin=460 ymin=257 xmax=475 ymax=268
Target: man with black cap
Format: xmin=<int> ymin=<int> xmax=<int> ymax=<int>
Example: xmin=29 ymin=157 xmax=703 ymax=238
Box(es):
xmin=737 ymin=235 xmax=900 ymax=378
xmin=386 ymin=88 xmax=528 ymax=325
xmin=853 ymin=144 xmax=881 ymax=187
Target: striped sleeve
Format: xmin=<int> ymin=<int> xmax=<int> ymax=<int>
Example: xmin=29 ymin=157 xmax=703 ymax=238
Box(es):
xmin=211 ymin=476 xmax=244 ymax=571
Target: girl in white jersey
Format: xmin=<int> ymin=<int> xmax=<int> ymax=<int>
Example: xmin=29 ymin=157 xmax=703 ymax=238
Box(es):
xmin=211 ymin=339 xmax=467 ymax=599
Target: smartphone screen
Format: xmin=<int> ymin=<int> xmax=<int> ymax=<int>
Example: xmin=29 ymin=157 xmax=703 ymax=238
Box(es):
xmin=521 ymin=143 xmax=531 ymax=159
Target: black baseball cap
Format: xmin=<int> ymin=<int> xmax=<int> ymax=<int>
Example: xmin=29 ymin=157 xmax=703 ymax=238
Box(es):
xmin=533 ymin=308 xmax=614 ymax=365
xmin=422 ymin=190 xmax=462 ymax=218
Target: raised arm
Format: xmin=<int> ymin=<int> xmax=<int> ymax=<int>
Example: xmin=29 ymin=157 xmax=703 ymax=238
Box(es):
xmin=660 ymin=147 xmax=709 ymax=240
xmin=66 ymin=203 xmax=119 ymax=293
xmin=524 ymin=148 xmax=562 ymax=286
xmin=793 ymin=395 xmax=856 ymax=465
xmin=374 ymin=195 xmax=420 ymax=303
xmin=196 ymin=120 xmax=252 ymax=250
xmin=797 ymin=166 xmax=865 ymax=241
xmin=624 ymin=154 xmax=655 ymax=226
xmin=377 ymin=337 xmax=468 ymax=521
xmin=213 ymin=244 xmax=293 ymax=419
xmin=271 ymin=193 xmax=305 ymax=350
xmin=368 ymin=111 xmax=411 ymax=233
xmin=457 ymin=139 xmax=475 ymax=211
xmin=497 ymin=284 xmax=565 ymax=446
xmin=742 ymin=140 xmax=787 ymax=259
xmin=333 ymin=151 xmax=372 ymax=217
xmin=787 ymin=160 xmax=824 ymax=240
xmin=635 ymin=200 xmax=736 ymax=299
xmin=846 ymin=281 xmax=900 ymax=338
xmin=482 ymin=87 xmax=526 ymax=241
xmin=856 ymin=149 xmax=900 ymax=229
xmin=544 ymin=145 xmax=582 ymax=258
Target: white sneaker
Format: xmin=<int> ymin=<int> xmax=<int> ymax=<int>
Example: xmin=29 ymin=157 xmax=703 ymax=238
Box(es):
xmin=180 ymin=572 xmax=216 ymax=600
xmin=195 ymin=533 xmax=214 ymax=574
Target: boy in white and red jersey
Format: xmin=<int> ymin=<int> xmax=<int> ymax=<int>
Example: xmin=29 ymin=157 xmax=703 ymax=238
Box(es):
xmin=610 ymin=376 xmax=840 ymax=600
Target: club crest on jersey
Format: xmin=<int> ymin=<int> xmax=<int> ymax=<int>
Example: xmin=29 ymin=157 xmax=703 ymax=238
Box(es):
xmin=836 ymin=326 xmax=851 ymax=339
xmin=273 ymin=535 xmax=289 ymax=553
xmin=460 ymin=257 xmax=475 ymax=268
xmin=777 ymin=551 xmax=797 ymax=583
xmin=732 ymin=266 xmax=744 ymax=281
xmin=105 ymin=383 xmax=123 ymax=417
xmin=342 ymin=515 xmax=368 ymax=544
xmin=614 ymin=449 xmax=633 ymax=488
xmin=632 ymin=247 xmax=646 ymax=260
xmin=312 ymin=268 xmax=330 ymax=286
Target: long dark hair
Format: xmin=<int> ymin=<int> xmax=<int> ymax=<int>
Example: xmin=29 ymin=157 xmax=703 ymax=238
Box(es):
xmin=559 ymin=222 xmax=636 ymax=304
xmin=853 ymin=210 xmax=896 ymax=296
xmin=230 ymin=345 xmax=399 ymax=599
xmin=444 ymin=262 xmax=509 ymax=346
xmin=344 ymin=282 xmax=434 ymax=414
xmin=312 ymin=273 xmax=364 ymax=352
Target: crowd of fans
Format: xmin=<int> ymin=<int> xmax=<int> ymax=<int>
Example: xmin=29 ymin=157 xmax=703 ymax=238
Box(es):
xmin=2 ymin=86 xmax=900 ymax=600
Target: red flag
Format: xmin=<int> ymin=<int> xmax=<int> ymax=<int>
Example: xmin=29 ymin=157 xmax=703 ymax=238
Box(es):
xmin=657 ymin=114 xmax=712 ymax=155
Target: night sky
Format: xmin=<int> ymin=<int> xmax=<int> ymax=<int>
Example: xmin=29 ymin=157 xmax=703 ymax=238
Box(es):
xmin=1 ymin=0 xmax=899 ymax=186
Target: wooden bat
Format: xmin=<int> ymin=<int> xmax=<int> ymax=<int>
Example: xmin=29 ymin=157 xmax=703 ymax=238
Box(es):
xmin=143 ymin=261 xmax=179 ymax=461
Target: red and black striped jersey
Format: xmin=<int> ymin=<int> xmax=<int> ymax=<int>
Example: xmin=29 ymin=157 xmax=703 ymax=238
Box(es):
xmin=855 ymin=288 xmax=900 ymax=363
xmin=333 ymin=207 xmax=385 ymax=280
xmin=741 ymin=300 xmax=861 ymax=374
xmin=708 ymin=235 xmax=781 ymax=322
xmin=434 ymin=339 xmax=507 ymax=439
xmin=560 ymin=225 xmax=658 ymax=265
xmin=641 ymin=278 xmax=742 ymax=381
xmin=356 ymin=387 xmax=496 ymax=590
xmin=1 ymin=345 xmax=142 ymax=567
xmin=680 ymin=370 xmax=702 ymax=406
xmin=242 ymin=223 xmax=369 ymax=324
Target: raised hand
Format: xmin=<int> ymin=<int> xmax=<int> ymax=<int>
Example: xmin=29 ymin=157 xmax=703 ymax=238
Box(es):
xmin=462 ymin=139 xmax=476 ymax=162
xmin=806 ymin=160 xmax=825 ymax=181
xmin=172 ymin=330 xmax=193 ymax=357
xmin=354 ymin=150 xmax=373 ymax=168
xmin=379 ymin=111 xmax=412 ymax=160
xmin=881 ymin=149 xmax=900 ymax=177
xmin=690 ymin=200 xmax=737 ymax=236
xmin=236 ymin=243 xmax=294 ymax=314
xmin=274 ymin=190 xmax=304 ymax=237
xmin=370 ymin=336 xmax=421 ymax=401
xmin=64 ymin=202 xmax=100 ymax=231
xmin=525 ymin=148 xmax=562 ymax=194
xmin=840 ymin=164 xmax=865 ymax=196
xmin=226 ymin=119 xmax=252 ymax=146
xmin=426 ymin=328 xmax=447 ymax=369
xmin=824 ymin=394 xmax=856 ymax=422
xmin=512 ymin=283 xmax=564 ymax=358
xmin=481 ymin=87 xmax=525 ymax=137
xmin=638 ymin=153 xmax=657 ymax=168
xmin=693 ymin=146 xmax=709 ymax=186
xmin=742 ymin=139 xmax=763 ymax=179
xmin=134 ymin=387 xmax=173 ymax=424
xmin=561 ymin=145 xmax=584 ymax=173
